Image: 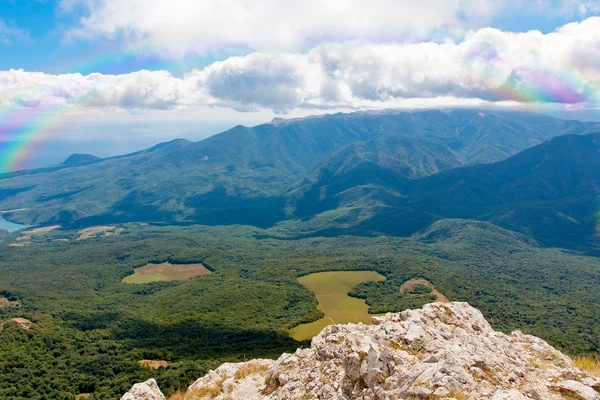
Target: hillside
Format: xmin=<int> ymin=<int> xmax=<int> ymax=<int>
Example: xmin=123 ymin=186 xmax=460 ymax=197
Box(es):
xmin=405 ymin=133 xmax=600 ymax=248
xmin=122 ymin=302 xmax=600 ymax=400
xmin=0 ymin=110 xmax=595 ymax=229
xmin=288 ymin=132 xmax=600 ymax=250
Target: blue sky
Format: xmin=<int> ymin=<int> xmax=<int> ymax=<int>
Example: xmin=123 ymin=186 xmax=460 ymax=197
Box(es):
xmin=0 ymin=0 xmax=213 ymax=75
xmin=2 ymin=0 xmax=600 ymax=170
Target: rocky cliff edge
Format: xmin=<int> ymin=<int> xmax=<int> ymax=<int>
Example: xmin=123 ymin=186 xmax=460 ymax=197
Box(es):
xmin=122 ymin=302 xmax=600 ymax=400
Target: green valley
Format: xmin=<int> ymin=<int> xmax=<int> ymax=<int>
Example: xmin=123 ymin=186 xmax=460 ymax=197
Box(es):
xmin=0 ymin=110 xmax=599 ymax=399
xmin=0 ymin=220 xmax=599 ymax=399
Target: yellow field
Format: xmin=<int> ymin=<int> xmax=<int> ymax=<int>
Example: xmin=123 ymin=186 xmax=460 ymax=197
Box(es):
xmin=122 ymin=262 xmax=211 ymax=284
xmin=138 ymin=360 xmax=169 ymax=369
xmin=290 ymin=271 xmax=385 ymax=341
xmin=399 ymin=278 xmax=449 ymax=302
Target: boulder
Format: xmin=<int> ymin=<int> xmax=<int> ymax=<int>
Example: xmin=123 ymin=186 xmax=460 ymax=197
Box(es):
xmin=121 ymin=379 xmax=165 ymax=400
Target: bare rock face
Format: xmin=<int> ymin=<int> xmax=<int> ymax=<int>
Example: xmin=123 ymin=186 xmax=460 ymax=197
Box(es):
xmin=123 ymin=302 xmax=600 ymax=400
xmin=187 ymin=359 xmax=273 ymax=400
xmin=121 ymin=378 xmax=165 ymax=400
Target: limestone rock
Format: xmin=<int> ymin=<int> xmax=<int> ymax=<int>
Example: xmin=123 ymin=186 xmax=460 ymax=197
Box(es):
xmin=121 ymin=379 xmax=165 ymax=400
xmin=121 ymin=303 xmax=600 ymax=400
xmin=187 ymin=359 xmax=273 ymax=400
xmin=550 ymin=380 xmax=600 ymax=400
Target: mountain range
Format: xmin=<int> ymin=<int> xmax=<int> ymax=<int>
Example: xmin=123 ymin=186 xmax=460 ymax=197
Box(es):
xmin=0 ymin=109 xmax=598 ymax=250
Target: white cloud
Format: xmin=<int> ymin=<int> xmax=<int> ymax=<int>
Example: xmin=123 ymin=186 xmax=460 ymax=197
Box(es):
xmin=0 ymin=19 xmax=27 ymax=44
xmin=554 ymin=0 xmax=600 ymax=16
xmin=3 ymin=17 xmax=600 ymax=114
xmin=61 ymin=0 xmax=503 ymax=55
xmin=0 ymin=69 xmax=203 ymax=110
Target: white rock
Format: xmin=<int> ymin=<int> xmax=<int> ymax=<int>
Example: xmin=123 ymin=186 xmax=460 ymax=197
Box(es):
xmin=120 ymin=379 xmax=165 ymax=400
xmin=551 ymin=380 xmax=600 ymax=400
xmin=491 ymin=389 xmax=529 ymax=399
xmin=187 ymin=359 xmax=273 ymax=400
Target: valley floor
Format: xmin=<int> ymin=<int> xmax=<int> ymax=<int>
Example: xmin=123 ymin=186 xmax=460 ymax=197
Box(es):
xmin=0 ymin=220 xmax=599 ymax=399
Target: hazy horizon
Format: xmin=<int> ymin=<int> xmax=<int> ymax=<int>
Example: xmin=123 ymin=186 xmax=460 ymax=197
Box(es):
xmin=18 ymin=106 xmax=600 ymax=171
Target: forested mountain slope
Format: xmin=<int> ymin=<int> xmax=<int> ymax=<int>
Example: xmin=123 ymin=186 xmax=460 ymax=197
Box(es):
xmin=284 ymin=132 xmax=600 ymax=250
xmin=0 ymin=109 xmax=595 ymax=227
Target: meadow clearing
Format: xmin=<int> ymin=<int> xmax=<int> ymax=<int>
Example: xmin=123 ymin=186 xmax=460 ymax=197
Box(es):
xmin=122 ymin=262 xmax=212 ymax=284
xmin=290 ymin=271 xmax=386 ymax=341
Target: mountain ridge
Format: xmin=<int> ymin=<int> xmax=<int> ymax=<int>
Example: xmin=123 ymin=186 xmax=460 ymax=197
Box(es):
xmin=0 ymin=109 xmax=598 ymax=250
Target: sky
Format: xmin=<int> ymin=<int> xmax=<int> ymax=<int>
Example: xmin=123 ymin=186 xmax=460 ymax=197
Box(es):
xmin=2 ymin=0 xmax=600 ymax=170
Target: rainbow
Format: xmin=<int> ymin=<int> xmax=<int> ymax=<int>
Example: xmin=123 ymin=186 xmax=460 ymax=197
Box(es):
xmin=461 ymin=39 xmax=600 ymax=107
xmin=0 ymin=42 xmax=220 ymax=173
xmin=2 ymin=35 xmax=600 ymax=173
xmin=0 ymin=46 xmax=177 ymax=173
xmin=0 ymin=91 xmax=100 ymax=173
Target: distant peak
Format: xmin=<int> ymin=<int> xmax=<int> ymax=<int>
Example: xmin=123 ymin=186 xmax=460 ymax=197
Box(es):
xmin=270 ymin=117 xmax=287 ymax=124
xmin=63 ymin=154 xmax=101 ymax=166
xmin=146 ymin=138 xmax=193 ymax=151
xmin=268 ymin=114 xmax=329 ymax=126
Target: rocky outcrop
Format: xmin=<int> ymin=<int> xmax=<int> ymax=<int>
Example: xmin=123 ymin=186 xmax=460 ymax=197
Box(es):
xmin=187 ymin=359 xmax=272 ymax=400
xmin=123 ymin=302 xmax=600 ymax=400
xmin=121 ymin=378 xmax=165 ymax=400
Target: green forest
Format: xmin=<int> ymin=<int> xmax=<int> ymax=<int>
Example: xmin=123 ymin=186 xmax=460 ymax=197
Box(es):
xmin=0 ymin=220 xmax=599 ymax=399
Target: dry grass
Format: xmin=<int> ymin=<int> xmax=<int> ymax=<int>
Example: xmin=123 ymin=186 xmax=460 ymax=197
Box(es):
xmin=399 ymin=278 xmax=449 ymax=303
xmin=389 ymin=340 xmax=407 ymax=351
xmin=450 ymin=391 xmax=470 ymax=400
xmin=138 ymin=359 xmax=168 ymax=369
xmin=573 ymin=355 xmax=600 ymax=377
xmin=0 ymin=297 xmax=19 ymax=309
xmin=1 ymin=318 xmax=33 ymax=331
xmin=554 ymin=388 xmax=585 ymax=400
xmin=122 ymin=262 xmax=212 ymax=284
xmin=234 ymin=362 xmax=269 ymax=381
xmin=77 ymin=226 xmax=123 ymax=240
xmin=181 ymin=375 xmax=228 ymax=400
xmin=12 ymin=225 xmax=61 ymax=246
xmin=186 ymin=386 xmax=223 ymax=399
xmin=167 ymin=390 xmax=187 ymax=400
xmin=405 ymin=391 xmax=470 ymax=400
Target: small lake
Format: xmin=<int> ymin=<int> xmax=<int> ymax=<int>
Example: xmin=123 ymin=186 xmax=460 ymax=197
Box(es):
xmin=0 ymin=216 xmax=31 ymax=232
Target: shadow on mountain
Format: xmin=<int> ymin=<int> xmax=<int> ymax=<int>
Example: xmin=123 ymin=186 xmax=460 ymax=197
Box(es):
xmin=0 ymin=185 xmax=36 ymax=201
xmin=185 ymin=186 xmax=287 ymax=228
xmin=61 ymin=308 xmax=302 ymax=359
xmin=38 ymin=186 xmax=94 ymax=202
xmin=292 ymin=162 xmax=410 ymax=218
xmin=113 ymin=317 xmax=301 ymax=359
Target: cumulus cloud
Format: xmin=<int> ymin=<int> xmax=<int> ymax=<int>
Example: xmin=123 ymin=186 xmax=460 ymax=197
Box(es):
xmin=3 ymin=18 xmax=600 ymax=113
xmin=60 ymin=0 xmax=504 ymax=55
xmin=0 ymin=69 xmax=210 ymax=110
